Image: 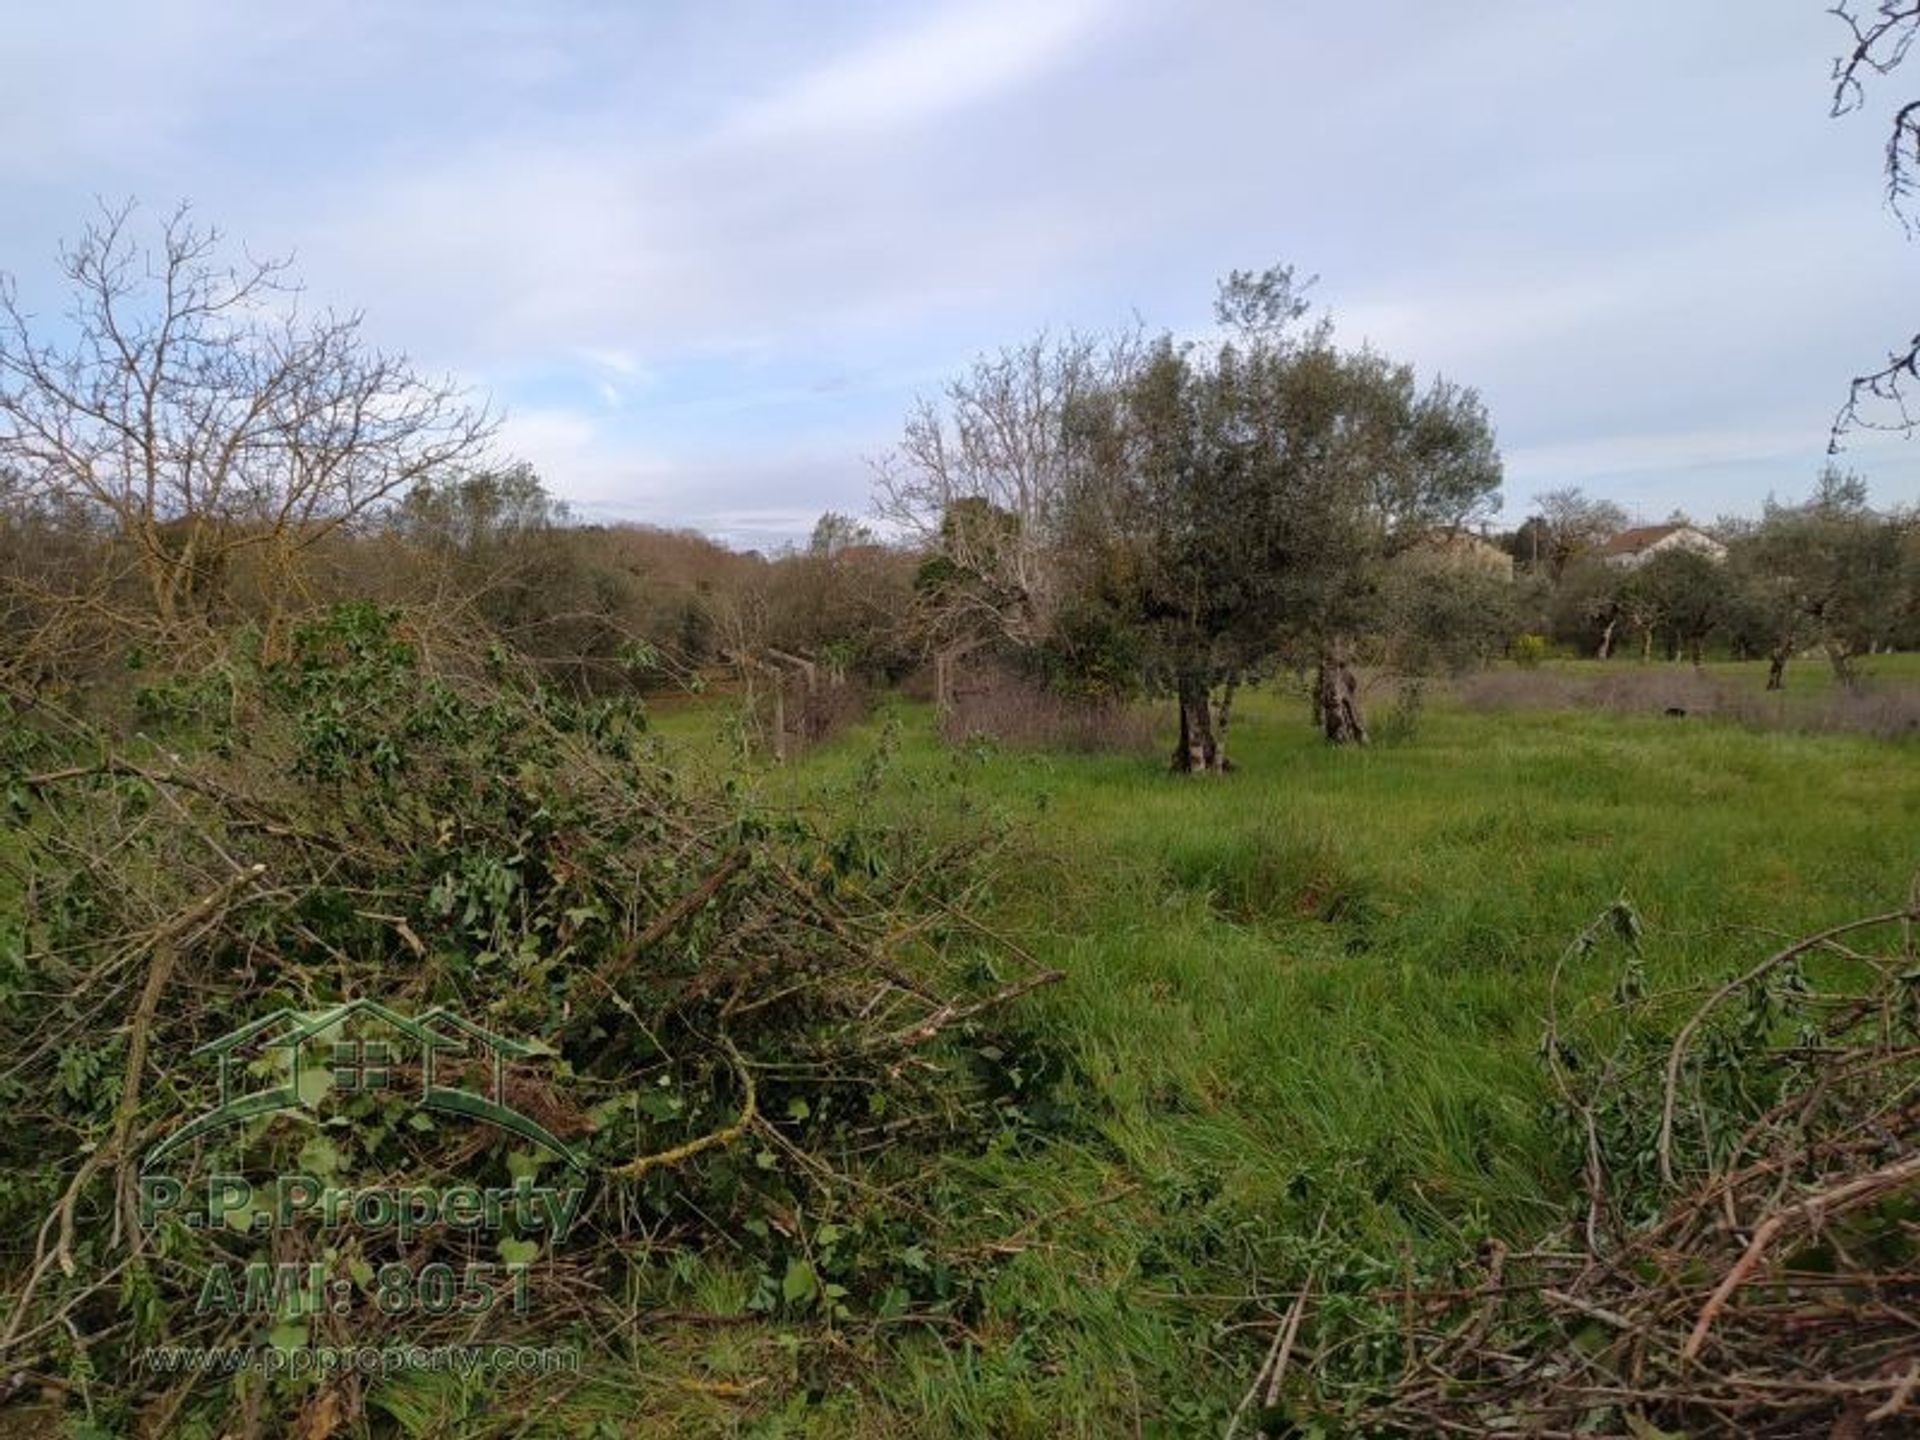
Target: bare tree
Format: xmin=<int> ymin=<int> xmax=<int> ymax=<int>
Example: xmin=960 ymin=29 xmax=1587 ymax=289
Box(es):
xmin=1530 ymin=487 xmax=1627 ymax=580
xmin=1830 ymin=4 xmax=1920 ymax=441
xmin=0 ymin=201 xmax=494 ymax=650
xmin=872 ymin=328 xmax=1140 ymax=691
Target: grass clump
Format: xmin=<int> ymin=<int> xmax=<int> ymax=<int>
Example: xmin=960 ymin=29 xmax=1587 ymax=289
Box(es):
xmin=1161 ymin=814 xmax=1377 ymax=931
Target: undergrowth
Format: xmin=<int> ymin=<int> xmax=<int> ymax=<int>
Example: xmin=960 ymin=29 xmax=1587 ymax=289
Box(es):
xmin=0 ymin=605 xmax=1062 ymax=1437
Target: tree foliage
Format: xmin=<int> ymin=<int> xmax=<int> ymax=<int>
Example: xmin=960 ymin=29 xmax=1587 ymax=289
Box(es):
xmin=1734 ymin=467 xmax=1912 ymax=685
xmin=1059 ymin=267 xmax=1502 ymax=763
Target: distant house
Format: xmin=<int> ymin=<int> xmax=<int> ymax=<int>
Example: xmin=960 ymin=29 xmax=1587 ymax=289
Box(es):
xmin=1594 ymin=524 xmax=1726 ymax=568
xmin=1396 ymin=528 xmax=1515 ymax=580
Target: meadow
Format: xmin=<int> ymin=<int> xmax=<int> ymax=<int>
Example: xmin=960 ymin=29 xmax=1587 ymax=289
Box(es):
xmin=587 ymin=660 xmax=1920 ymax=1436
xmin=4 ymin=649 xmax=1912 ymax=1438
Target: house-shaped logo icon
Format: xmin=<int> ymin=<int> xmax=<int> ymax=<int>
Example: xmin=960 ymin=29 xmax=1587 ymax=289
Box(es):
xmin=146 ymin=999 xmax=585 ymax=1171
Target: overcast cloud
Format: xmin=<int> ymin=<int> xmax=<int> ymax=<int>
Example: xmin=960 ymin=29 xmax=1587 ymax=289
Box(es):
xmin=3 ymin=2 xmax=1915 ymax=545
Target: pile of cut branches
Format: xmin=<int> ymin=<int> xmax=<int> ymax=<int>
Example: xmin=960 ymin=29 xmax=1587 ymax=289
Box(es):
xmin=0 ymin=602 xmax=1057 ymax=1435
xmin=1263 ymin=896 xmax=1920 ymax=1439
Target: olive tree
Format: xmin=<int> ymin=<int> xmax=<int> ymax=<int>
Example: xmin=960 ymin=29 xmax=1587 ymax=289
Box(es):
xmin=1739 ymin=469 xmax=1910 ymax=687
xmin=1635 ymin=547 xmax=1731 ymax=664
xmin=1067 ymin=267 xmax=1501 ymax=766
xmin=1550 ymin=557 xmax=1629 ymax=658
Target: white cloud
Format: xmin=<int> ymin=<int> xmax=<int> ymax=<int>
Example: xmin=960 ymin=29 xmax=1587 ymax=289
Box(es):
xmin=723 ymin=0 xmax=1112 ymax=141
xmin=498 ymin=406 xmax=598 ymax=457
xmin=496 ymin=407 xmax=667 ymax=509
xmin=582 ymin=348 xmax=652 ymax=382
xmin=3 ymin=0 xmax=1916 ymax=535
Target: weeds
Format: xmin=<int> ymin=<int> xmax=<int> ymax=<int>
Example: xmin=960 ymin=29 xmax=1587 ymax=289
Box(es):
xmin=936 ymin=667 xmax=1157 ymax=754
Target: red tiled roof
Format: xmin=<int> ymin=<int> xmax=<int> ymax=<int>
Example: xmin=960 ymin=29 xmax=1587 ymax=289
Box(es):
xmin=1595 ymin=524 xmax=1684 ymax=556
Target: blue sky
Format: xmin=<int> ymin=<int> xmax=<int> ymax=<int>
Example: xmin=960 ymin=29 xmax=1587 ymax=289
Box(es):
xmin=4 ymin=2 xmax=1917 ymax=546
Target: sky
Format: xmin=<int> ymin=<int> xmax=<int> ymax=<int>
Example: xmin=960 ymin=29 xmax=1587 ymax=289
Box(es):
xmin=3 ymin=1 xmax=1917 ymax=548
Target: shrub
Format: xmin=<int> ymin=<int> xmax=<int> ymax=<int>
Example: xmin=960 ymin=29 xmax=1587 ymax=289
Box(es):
xmin=1510 ymin=632 xmax=1550 ymax=669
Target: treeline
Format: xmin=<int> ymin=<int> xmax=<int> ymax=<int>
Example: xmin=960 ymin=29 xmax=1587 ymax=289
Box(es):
xmin=4 ymin=209 xmax=1917 ymax=773
xmin=0 ymin=208 xmax=921 ymax=738
xmin=867 ymin=272 xmax=1918 ymax=763
xmin=1495 ymin=475 xmax=1920 ymax=687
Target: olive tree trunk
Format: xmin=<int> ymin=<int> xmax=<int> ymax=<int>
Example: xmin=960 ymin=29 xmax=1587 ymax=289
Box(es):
xmin=1766 ymin=644 xmax=1790 ymax=692
xmin=1315 ymin=640 xmax=1368 ymax=745
xmin=1172 ymin=672 xmax=1227 ymax=773
xmin=1213 ymin=676 xmax=1239 ymax=766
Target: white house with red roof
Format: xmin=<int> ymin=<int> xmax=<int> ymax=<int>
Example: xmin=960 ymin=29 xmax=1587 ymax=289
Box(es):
xmin=1594 ymin=523 xmax=1727 ymax=568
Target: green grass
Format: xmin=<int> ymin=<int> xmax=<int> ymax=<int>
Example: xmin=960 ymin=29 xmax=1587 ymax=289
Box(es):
xmin=1539 ymin=649 xmax=1920 ymax=704
xmin=624 ymin=669 xmax=1920 ymax=1436
xmin=1651 ymin=649 xmax=1920 ymax=691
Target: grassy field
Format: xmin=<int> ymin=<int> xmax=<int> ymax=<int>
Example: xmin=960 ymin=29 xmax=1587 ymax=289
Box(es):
xmin=1679 ymin=651 xmax=1920 ymax=689
xmin=592 ymin=664 xmax=1920 ymax=1436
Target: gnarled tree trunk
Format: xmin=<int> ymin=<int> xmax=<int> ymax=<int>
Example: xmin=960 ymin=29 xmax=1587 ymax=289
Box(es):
xmin=1766 ymin=644 xmax=1789 ymax=691
xmin=1212 ymin=676 xmax=1239 ymax=770
xmin=1315 ymin=639 xmax=1367 ymax=745
xmin=1172 ymin=671 xmax=1227 ymax=773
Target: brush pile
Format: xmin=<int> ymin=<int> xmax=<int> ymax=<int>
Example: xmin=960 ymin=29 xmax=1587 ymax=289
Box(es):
xmin=1271 ymin=898 xmax=1920 ymax=1438
xmin=0 ymin=602 xmax=1055 ymax=1435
